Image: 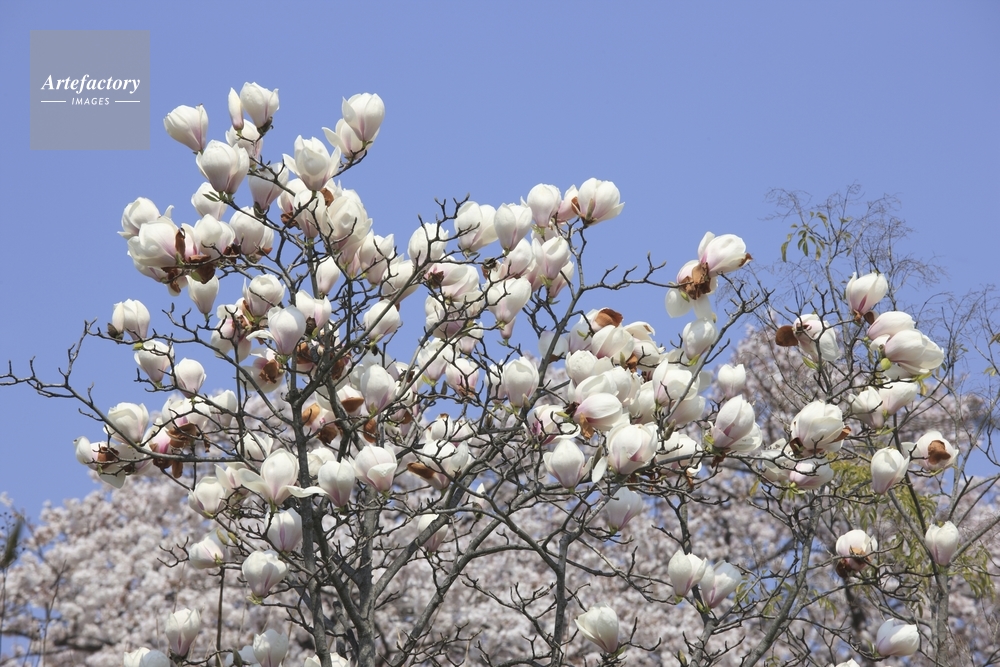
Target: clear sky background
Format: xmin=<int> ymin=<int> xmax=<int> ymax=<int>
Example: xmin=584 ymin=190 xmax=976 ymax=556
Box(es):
xmin=1 ymin=1 xmax=998 ymax=518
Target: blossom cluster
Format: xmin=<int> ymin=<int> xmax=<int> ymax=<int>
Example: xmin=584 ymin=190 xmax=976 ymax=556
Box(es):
xmin=38 ymin=81 xmax=979 ymax=667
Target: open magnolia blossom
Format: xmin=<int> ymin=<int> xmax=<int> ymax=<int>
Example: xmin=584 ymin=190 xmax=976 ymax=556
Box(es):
xmin=836 ymin=529 xmax=878 ymax=575
xmin=5 ymin=81 xmax=984 ymax=667
xmin=907 ymin=430 xmax=959 ymax=471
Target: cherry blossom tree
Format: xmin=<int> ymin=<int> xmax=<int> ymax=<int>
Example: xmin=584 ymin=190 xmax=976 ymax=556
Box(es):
xmin=3 ymin=85 xmax=999 ymax=667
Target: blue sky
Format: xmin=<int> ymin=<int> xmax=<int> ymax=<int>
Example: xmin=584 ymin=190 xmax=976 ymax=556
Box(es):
xmin=2 ymin=1 xmax=998 ymax=517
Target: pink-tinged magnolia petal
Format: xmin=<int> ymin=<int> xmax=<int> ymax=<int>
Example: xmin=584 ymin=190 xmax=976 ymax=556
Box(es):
xmin=574 ymin=393 xmax=623 ymax=433
xmin=701 ymin=562 xmax=742 ymax=608
xmin=266 ymin=306 xmax=307 ymax=355
xmin=846 ymin=271 xmax=888 ymax=315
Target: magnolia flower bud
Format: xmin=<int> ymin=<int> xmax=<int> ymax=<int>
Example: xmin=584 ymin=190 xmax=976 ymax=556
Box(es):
xmin=362 ymin=300 xmax=401 ymax=342
xmin=574 ymin=393 xmax=624 ymax=433
xmin=883 ymin=329 xmax=944 ymax=377
xmin=501 ymin=357 xmax=539 ymax=408
xmin=286 ymin=135 xmax=337 ymax=191
xmin=574 ymin=178 xmax=624 ymax=225
xmin=165 ymin=608 xmax=201 ymax=656
xmin=870 ymin=448 xmax=908 ymax=494
xmin=191 ymin=182 xmax=227 ymax=220
xmin=716 ymin=363 xmax=746 ymax=398
xmin=846 ymin=271 xmax=888 ymax=316
xmin=416 ymin=514 xmax=448 ymax=552
xmin=874 ymin=618 xmax=919 ymax=657
xmin=238 ymin=449 xmax=323 ymax=506
xmin=354 ymin=444 xmax=397 ymax=492
xmin=323 ymin=118 xmax=365 ymax=157
xmin=196 ymin=140 xmax=249 ymax=194
xmin=192 ymin=214 xmax=235 ymax=260
xmin=668 ymin=549 xmax=708 ymax=597
xmin=682 ymin=319 xmax=718 ymax=360
xmin=543 ymin=438 xmax=587 ymax=489
xmin=342 ymin=93 xmax=385 ymax=145
xmin=711 ymin=396 xmax=756 ymax=451
xmin=244 ymin=275 xmax=286 ymax=318
xmin=111 ymin=299 xmax=150 ymax=340
xmin=253 ymin=628 xmax=289 ymax=667
xmin=240 ymin=82 xmax=280 ymax=129
xmin=318 ymin=460 xmax=356 ymax=507
xmin=606 ymin=423 xmax=657 ymax=476
xmin=265 ymin=306 xmax=307 ymax=355
xmin=454 ymin=201 xmax=498 ymax=252
xmin=527 ymin=183 xmax=561 ymax=227
xmin=925 ymin=521 xmax=960 ymax=565
xmin=188 ymin=276 xmax=219 ymax=315
xmin=493 ymin=204 xmax=533 ymax=251
xmin=226 ymin=87 xmax=244 ymax=131
xmin=134 ymin=340 xmax=172 ymax=383
xmin=188 ymin=532 xmax=226 ymax=569
xmin=847 ymin=387 xmax=884 ymax=429
xmin=700 ymin=562 xmax=742 ymax=608
xmin=880 ymin=381 xmax=918 ymax=414
xmin=867 ymin=310 xmax=916 ymax=343
xmin=574 ymin=604 xmax=619 ymax=654
xmin=241 ymin=550 xmax=288 ymax=599
xmin=105 ymin=402 xmax=148 ymax=445
xmin=267 ymin=508 xmax=302 ymax=552
xmin=164 ymin=104 xmax=208 ymax=152
xmin=316 ymin=256 xmax=343 ymax=296
xmin=188 ymin=477 xmax=227 ymax=516
xmin=486 ymin=277 xmax=532 ymax=338
xmin=787 ymin=458 xmax=834 ymax=490
xmin=173 ymin=358 xmax=206 ymax=396
xmin=603 ymin=488 xmax=643 ymax=532
xmin=407 ymin=222 xmax=448 ymax=264
xmin=127 ymin=217 xmax=180 ymax=269
xmin=120 ymin=197 xmax=162 ymax=239
xmin=248 ymin=163 xmax=288 ymax=211
xmin=658 ymin=432 xmax=703 ymax=472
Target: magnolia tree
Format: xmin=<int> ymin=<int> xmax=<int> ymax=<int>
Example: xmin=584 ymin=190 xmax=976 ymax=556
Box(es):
xmin=2 ymin=84 xmax=999 ymax=667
